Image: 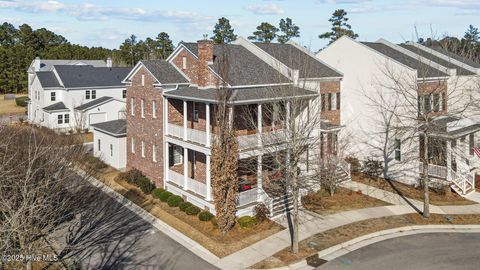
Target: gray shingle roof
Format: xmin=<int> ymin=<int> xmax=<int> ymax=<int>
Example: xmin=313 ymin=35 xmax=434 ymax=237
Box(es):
xmin=429 ymin=46 xmax=480 ymax=68
xmin=43 ymin=102 xmax=68 ymax=112
xmin=399 ymin=44 xmax=476 ymax=76
xmin=75 ymin=96 xmax=114 ymax=111
xmin=163 ymin=85 xmax=317 ymax=104
xmin=254 ymin=43 xmax=342 ymax=78
xmin=141 ymin=60 xmax=189 ymax=84
xmin=361 ymin=42 xmax=449 ymax=78
xmin=53 ymin=65 xmax=131 ymax=88
xmin=36 ymin=71 xmax=62 ymax=88
xmin=30 ymin=60 xmax=107 ymax=72
xmin=181 ymin=42 xmax=290 ymax=86
xmin=425 ymin=116 xmax=480 ymax=138
xmin=91 ymin=119 xmax=127 ymax=136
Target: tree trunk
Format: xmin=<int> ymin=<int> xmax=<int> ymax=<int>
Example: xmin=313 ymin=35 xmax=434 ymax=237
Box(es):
xmin=291 ymin=174 xmax=299 ymax=254
xmin=422 ymin=134 xmax=430 ymax=218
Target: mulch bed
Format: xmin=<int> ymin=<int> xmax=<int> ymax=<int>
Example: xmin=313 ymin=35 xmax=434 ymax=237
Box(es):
xmin=353 ymin=173 xmax=476 ymax=206
xmin=302 ymin=187 xmax=390 ymax=215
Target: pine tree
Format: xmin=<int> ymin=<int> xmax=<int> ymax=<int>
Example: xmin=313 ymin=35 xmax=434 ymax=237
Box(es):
xmin=319 ymin=9 xmax=358 ymax=45
xmin=248 ymin=22 xmax=278 ymax=43
xmin=464 ymin=25 xmax=479 ymax=46
xmin=278 ymin=18 xmax=300 ymax=44
xmin=155 ymin=32 xmax=174 ymax=59
xmin=211 ymin=17 xmax=237 ymax=44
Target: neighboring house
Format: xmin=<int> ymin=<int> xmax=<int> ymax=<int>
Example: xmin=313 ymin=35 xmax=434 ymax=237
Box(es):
xmin=317 ymin=36 xmax=480 ymax=196
xmin=92 ymin=119 xmax=127 ymax=170
xmin=123 ymin=37 xmax=347 ymax=216
xmin=27 ymin=57 xmax=131 ymax=131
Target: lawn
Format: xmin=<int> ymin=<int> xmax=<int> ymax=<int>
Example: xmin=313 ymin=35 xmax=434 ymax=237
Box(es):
xmin=353 ymin=173 xmax=476 ymax=206
xmin=251 ymin=213 xmax=480 ymax=269
xmin=302 ymin=187 xmax=389 ymax=215
xmin=95 ymin=166 xmax=284 ymax=258
xmin=0 ymin=94 xmax=27 ymax=116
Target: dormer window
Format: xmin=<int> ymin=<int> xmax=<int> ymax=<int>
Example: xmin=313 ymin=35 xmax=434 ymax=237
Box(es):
xmin=50 ymin=92 xmax=56 ymax=101
xmin=182 ymin=57 xmax=187 ymax=69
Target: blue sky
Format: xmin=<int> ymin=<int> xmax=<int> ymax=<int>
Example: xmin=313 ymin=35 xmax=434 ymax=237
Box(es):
xmin=0 ymin=0 xmax=478 ymax=51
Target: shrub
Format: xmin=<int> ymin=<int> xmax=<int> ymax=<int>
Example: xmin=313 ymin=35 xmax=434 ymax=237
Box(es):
xmin=185 ymin=205 xmax=201 ymax=216
xmin=253 ymin=203 xmax=269 ymax=223
xmin=363 ymin=158 xmax=383 ymax=179
xmin=345 ymin=156 xmax=361 ymax=173
xmin=179 ymin=202 xmax=193 ymax=212
xmin=151 ymin=188 xmax=165 ymax=199
xmin=83 ymin=155 xmax=108 ymax=171
xmin=159 ymin=191 xmax=173 ymax=202
xmin=198 ymin=211 xmax=214 ymax=221
xmin=116 ymin=169 xmax=143 ymax=185
xmin=167 ymin=195 xmax=184 ymax=207
xmin=211 ymin=217 xmax=218 ymax=227
xmin=137 ymin=177 xmax=155 ymax=194
xmin=238 ymin=216 xmax=257 ymax=228
xmin=15 ymin=96 xmax=28 ymax=107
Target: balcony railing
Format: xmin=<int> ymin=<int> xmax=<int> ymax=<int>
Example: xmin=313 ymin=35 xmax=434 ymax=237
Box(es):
xmin=168 ymin=169 xmax=207 ymax=198
xmin=168 ymin=169 xmax=184 ymax=186
xmin=237 ymin=188 xmax=258 ymax=206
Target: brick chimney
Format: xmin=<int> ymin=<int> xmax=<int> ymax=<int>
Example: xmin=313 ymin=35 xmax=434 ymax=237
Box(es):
xmin=197 ymin=40 xmax=213 ymax=87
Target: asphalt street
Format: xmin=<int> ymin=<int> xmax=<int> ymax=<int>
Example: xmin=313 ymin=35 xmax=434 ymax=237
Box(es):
xmin=319 ymin=232 xmax=480 ymax=270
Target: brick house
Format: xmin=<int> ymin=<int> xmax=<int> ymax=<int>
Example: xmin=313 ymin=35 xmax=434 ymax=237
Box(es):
xmin=317 ymin=36 xmax=480 ymax=196
xmin=123 ymin=37 xmax=346 ymax=216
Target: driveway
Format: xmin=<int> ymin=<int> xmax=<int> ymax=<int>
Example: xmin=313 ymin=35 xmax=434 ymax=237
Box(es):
xmin=52 ymin=177 xmax=217 ymax=270
xmin=319 ymin=233 xmax=480 ymax=270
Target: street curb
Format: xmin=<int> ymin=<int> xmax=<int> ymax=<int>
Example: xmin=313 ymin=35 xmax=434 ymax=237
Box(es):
xmin=76 ymin=170 xmax=221 ymax=265
xmin=249 ymin=225 xmax=480 ymax=270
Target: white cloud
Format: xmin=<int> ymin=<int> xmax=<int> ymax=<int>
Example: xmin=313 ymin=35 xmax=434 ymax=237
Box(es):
xmin=245 ymin=3 xmax=284 ymax=15
xmin=412 ymin=0 xmax=480 ymax=14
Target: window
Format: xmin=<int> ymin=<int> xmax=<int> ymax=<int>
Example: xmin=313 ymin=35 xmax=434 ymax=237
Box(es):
xmin=152 ymin=100 xmax=157 ymax=118
xmin=110 ymin=144 xmax=113 ymax=157
xmin=173 ymin=145 xmax=182 ymax=165
xmin=417 ymin=95 xmax=423 ymax=116
xmin=327 ymin=93 xmax=332 ymax=111
xmin=152 ymin=144 xmax=157 ymax=162
xmin=141 ymin=74 xmax=145 ymax=86
xmin=122 ymin=89 xmax=127 ymax=99
xmin=321 ymin=94 xmax=326 ymax=111
xmin=98 ymin=139 xmax=101 ymax=151
xmin=193 ymin=102 xmax=199 ymax=122
xmin=57 ymin=114 xmax=63 ymax=124
xmin=331 ymin=93 xmax=336 ymax=111
xmin=86 ymin=90 xmax=91 ymax=100
xmin=50 ymin=92 xmax=56 ymax=101
xmin=182 ymin=57 xmax=187 ymax=69
xmin=336 ymin=92 xmax=340 ymax=110
xmin=141 ymin=141 xmax=145 ymax=158
xmin=470 ymin=134 xmax=475 ymax=156
xmin=91 ymin=90 xmax=96 ymax=99
xmin=441 ymin=92 xmax=447 ymax=111
xmin=433 ymin=93 xmax=440 ymax=112
xmin=131 ymin=138 xmax=135 ymax=153
xmin=131 ymin=98 xmax=135 ymax=116
xmin=424 ymin=94 xmax=432 ymax=113
xmin=394 ymin=139 xmax=401 ymax=161
xmin=64 ymin=114 xmax=70 ymax=124
xmin=141 ymin=99 xmax=145 ymax=118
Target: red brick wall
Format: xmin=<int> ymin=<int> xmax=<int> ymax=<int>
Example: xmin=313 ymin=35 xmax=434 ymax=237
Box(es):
xmin=320 ymin=80 xmax=341 ymax=125
xmin=418 ymin=80 xmax=448 ymax=117
xmin=168 ymin=99 xmax=183 ymax=125
xmin=171 ymin=47 xmax=218 ymax=87
xmin=126 ymin=66 xmax=164 ymax=186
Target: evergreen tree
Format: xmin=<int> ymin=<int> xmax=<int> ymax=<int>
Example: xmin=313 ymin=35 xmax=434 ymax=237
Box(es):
xmin=319 ymin=9 xmax=358 ymax=45
xmin=155 ymin=32 xmax=174 ymax=59
xmin=277 ymin=18 xmax=300 ymax=44
xmin=464 ymin=25 xmax=479 ymax=46
xmin=211 ymin=17 xmax=237 ymax=44
xmin=248 ymin=22 xmax=278 ymax=43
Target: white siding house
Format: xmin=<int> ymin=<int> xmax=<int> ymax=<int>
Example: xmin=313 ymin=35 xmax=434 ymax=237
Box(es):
xmin=92 ymin=119 xmax=127 ymax=170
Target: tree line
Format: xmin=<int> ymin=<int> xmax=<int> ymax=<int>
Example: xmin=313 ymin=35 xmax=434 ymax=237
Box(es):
xmin=0 ymin=9 xmax=478 ymax=94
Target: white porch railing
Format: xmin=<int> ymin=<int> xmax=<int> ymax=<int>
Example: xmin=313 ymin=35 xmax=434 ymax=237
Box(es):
xmin=418 ymin=162 xmax=475 ymax=196
xmin=418 ymin=163 xmax=448 ymax=179
xmin=168 ymin=170 xmax=184 ymax=187
xmin=237 ymin=188 xmax=258 ymax=206
xmin=167 ymin=123 xmax=184 ymax=139
xmin=187 ymin=177 xmax=207 ymax=197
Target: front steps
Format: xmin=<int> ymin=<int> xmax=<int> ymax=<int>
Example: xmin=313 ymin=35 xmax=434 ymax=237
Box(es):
xmin=451 ymin=182 xmax=476 ymax=197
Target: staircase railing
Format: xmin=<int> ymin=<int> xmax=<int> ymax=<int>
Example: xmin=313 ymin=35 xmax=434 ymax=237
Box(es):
xmin=449 ymin=168 xmax=474 ymax=196
xmin=338 ymin=159 xmax=352 ymax=182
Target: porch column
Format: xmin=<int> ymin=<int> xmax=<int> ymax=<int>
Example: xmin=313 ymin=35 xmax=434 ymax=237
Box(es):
xmin=164 ymin=97 xmax=169 ymax=135
xmin=257 ymin=104 xmax=263 ymax=147
xmin=446 ymin=139 xmax=452 ymax=181
xmin=228 ymin=106 xmax=233 ymax=128
xmin=164 ymin=141 xmax=169 ymax=189
xmin=257 ymin=155 xmax=263 ymax=202
xmin=183 ymin=147 xmax=189 ymax=190
xmin=206 ymin=154 xmax=212 ymax=201
xmin=183 ymin=100 xmax=187 ymax=140
xmin=286 ymin=101 xmax=291 ymax=131
xmin=206 ymin=103 xmax=211 ymax=147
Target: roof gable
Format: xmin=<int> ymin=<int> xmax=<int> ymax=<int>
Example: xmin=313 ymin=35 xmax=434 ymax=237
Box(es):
xmin=53 ymin=65 xmax=131 ymax=88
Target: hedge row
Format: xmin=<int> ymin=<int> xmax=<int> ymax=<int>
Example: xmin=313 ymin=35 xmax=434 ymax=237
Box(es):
xmin=116 ymin=169 xmax=155 ymax=194
xmin=151 ymin=188 xmax=213 ymax=222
